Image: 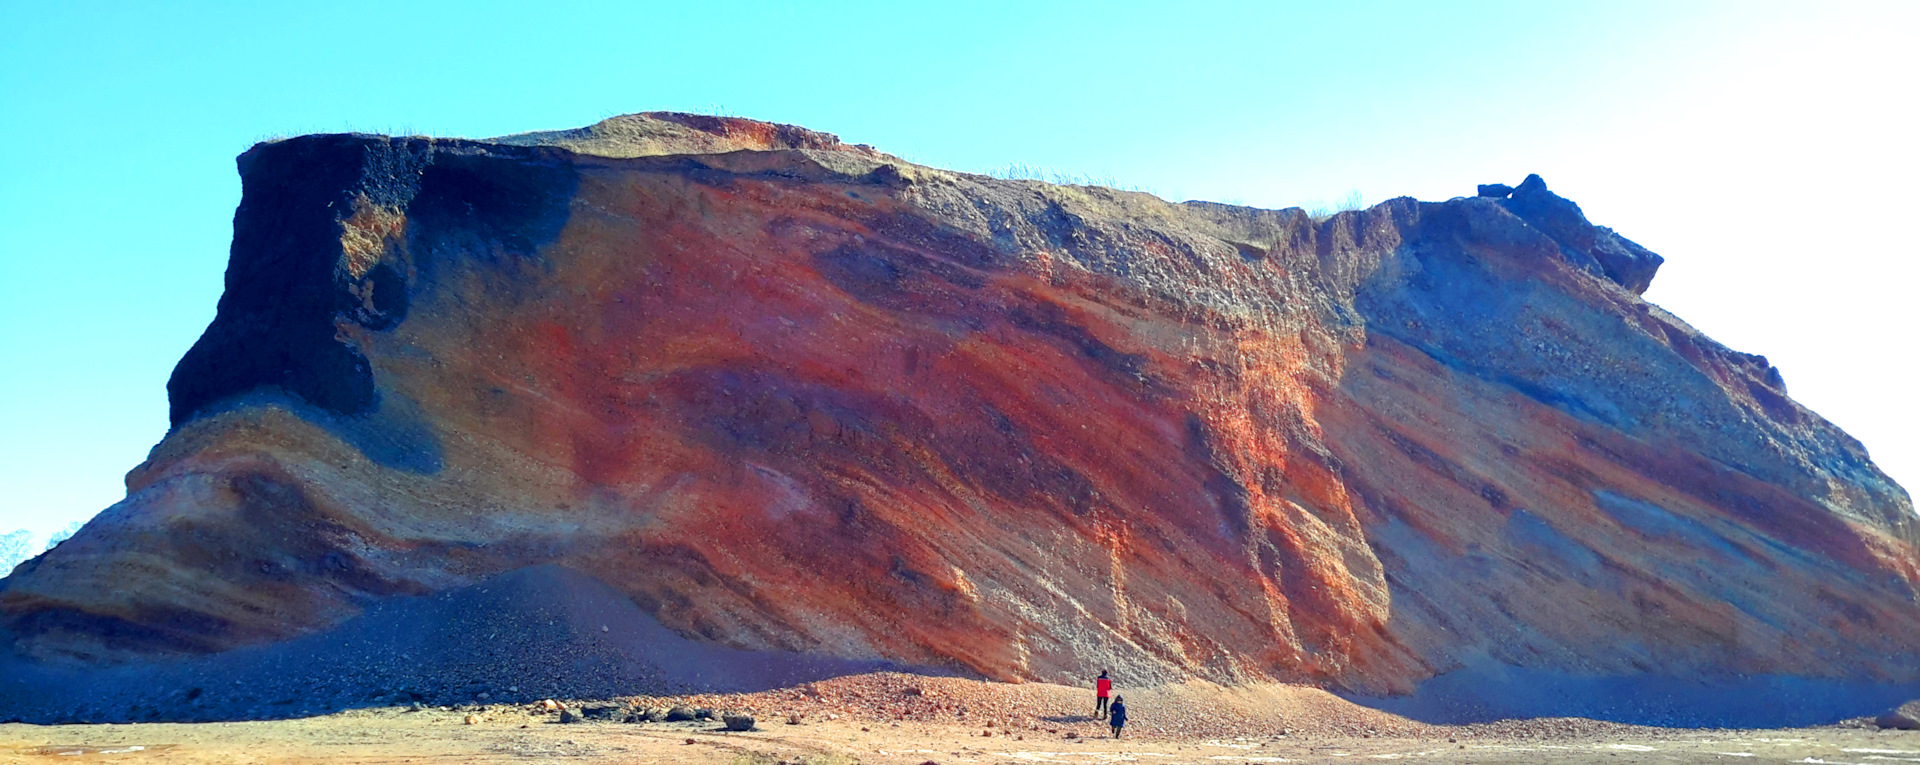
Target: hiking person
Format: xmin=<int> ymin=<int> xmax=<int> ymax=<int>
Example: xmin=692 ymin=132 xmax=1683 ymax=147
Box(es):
xmin=1094 ymin=670 xmax=1111 ymax=719
xmin=1109 ymin=696 xmax=1127 ymax=738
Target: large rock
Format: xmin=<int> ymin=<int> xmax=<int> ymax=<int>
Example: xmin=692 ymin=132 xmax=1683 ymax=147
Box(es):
xmin=1500 ymin=173 xmax=1665 ymax=293
xmin=1879 ymin=700 xmax=1920 ymax=730
xmin=0 ymin=113 xmax=1914 ymax=722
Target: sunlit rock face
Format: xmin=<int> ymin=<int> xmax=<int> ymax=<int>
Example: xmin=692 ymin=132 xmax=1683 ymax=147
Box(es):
xmin=3 ymin=113 xmax=1914 ymax=698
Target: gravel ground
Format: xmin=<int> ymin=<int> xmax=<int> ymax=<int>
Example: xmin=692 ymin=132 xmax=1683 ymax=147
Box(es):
xmin=3 ymin=673 xmax=1914 ymax=764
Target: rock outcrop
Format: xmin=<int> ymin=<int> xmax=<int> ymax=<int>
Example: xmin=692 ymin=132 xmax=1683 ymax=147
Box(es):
xmin=1879 ymin=700 xmax=1920 ymax=730
xmin=2 ymin=113 xmax=1915 ymax=723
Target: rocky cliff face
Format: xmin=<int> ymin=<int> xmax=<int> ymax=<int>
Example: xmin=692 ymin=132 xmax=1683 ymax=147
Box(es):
xmin=3 ymin=113 xmax=1915 ymax=716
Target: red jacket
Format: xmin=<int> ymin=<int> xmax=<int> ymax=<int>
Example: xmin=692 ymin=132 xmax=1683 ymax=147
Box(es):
xmin=1097 ymin=677 xmax=1112 ymax=697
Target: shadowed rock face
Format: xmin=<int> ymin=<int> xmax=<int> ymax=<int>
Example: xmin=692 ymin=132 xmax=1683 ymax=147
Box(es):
xmin=3 ymin=114 xmax=1915 ymax=708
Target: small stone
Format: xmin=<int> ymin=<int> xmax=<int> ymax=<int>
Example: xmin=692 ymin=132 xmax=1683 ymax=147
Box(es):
xmin=685 ymin=738 xmax=696 ymax=745
xmin=541 ymin=699 xmax=562 ymax=712
xmin=1065 ymin=732 xmax=1077 ymax=739
xmin=724 ymin=713 xmax=756 ymax=732
xmin=636 ymin=707 xmax=665 ymax=722
xmin=464 ymin=714 xmax=480 ymax=725
xmin=559 ymin=709 xmax=582 ymax=724
xmin=787 ymin=713 xmax=803 ymax=725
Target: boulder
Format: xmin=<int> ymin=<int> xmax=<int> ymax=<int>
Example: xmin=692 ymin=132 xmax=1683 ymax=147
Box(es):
xmin=1878 ymin=700 xmax=1920 ymax=730
xmin=723 ymin=713 xmax=756 ymax=732
xmin=665 ymin=706 xmax=696 ymax=722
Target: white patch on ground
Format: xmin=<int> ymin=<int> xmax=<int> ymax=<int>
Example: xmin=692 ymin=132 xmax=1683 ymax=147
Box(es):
xmin=1712 ymin=753 xmax=1755 ymax=758
xmin=1608 ymin=744 xmax=1658 ymax=752
xmin=1846 ymin=751 xmax=1920 ymax=756
xmin=1004 ymin=753 xmax=1173 ymax=763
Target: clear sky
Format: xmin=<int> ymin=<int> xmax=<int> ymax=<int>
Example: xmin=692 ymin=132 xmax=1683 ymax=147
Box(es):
xmin=1 ymin=1 xmax=1914 ymax=538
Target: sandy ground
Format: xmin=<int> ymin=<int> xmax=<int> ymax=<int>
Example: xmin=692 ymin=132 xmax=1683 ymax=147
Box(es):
xmin=1 ymin=673 xmax=1912 ymax=764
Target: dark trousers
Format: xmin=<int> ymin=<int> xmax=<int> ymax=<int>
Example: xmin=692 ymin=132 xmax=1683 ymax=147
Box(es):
xmin=1095 ymin=695 xmax=1109 ymax=719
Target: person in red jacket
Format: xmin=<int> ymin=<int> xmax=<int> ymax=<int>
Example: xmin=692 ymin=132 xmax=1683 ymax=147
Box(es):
xmin=1094 ymin=670 xmax=1112 ymax=719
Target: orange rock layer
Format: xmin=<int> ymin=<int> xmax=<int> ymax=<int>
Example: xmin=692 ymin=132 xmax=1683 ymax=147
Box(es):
xmin=4 ymin=114 xmax=1915 ymax=698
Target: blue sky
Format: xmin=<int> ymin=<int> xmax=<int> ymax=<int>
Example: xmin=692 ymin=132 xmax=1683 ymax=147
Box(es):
xmin=2 ymin=1 xmax=1915 ymax=537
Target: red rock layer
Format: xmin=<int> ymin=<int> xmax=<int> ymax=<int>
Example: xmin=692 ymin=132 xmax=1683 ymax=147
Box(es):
xmin=3 ymin=116 xmax=1914 ymax=697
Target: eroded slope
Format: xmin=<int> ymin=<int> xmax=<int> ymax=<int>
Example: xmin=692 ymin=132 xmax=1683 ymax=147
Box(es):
xmin=2 ymin=114 xmax=1913 ymax=715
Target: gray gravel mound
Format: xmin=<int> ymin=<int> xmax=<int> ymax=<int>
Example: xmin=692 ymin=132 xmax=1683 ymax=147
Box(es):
xmin=0 ymin=564 xmax=943 ymax=723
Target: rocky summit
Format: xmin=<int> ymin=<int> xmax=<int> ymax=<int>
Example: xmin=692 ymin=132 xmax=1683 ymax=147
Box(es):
xmin=1 ymin=113 xmax=1915 ymax=724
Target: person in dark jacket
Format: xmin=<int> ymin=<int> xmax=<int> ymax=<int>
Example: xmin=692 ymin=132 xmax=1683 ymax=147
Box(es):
xmin=1094 ymin=670 xmax=1112 ymax=719
xmin=1108 ymin=696 xmax=1127 ymax=738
